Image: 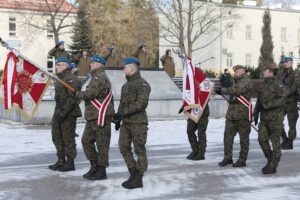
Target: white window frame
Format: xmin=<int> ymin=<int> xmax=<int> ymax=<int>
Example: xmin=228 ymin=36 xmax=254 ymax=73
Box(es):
xmin=281 ymin=27 xmax=287 ymax=42
xmin=245 ymin=53 xmax=251 ymax=67
xmin=47 ymin=19 xmax=54 ymax=38
xmin=246 ymin=25 xmax=252 ymax=40
xmin=9 ymin=17 xmax=16 ymax=37
xmin=227 ymin=53 xmax=233 ymax=67
xmin=226 ymin=24 xmax=233 ymax=39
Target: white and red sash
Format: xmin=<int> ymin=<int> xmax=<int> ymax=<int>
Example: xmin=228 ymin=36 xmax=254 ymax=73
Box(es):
xmin=237 ymin=95 xmax=252 ymax=122
xmin=90 ymin=90 xmax=113 ymax=127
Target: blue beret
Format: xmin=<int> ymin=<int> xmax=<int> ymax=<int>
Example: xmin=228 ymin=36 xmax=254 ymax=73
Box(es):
xmin=69 ymin=63 xmax=76 ymax=69
xmin=57 ymin=41 xmax=64 ymax=46
xmin=123 ymin=57 xmax=140 ymax=65
xmin=282 ymin=56 xmax=293 ymax=63
xmin=90 ymin=55 xmax=106 ymax=65
xmin=55 ymin=57 xmax=70 ymax=65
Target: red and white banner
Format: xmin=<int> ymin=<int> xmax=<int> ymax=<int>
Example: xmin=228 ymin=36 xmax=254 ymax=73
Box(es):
xmin=0 ymin=51 xmax=50 ymax=118
xmin=182 ymin=57 xmax=214 ymax=123
xmin=90 ymin=90 xmax=113 ymax=127
xmin=237 ymin=95 xmax=253 ymax=122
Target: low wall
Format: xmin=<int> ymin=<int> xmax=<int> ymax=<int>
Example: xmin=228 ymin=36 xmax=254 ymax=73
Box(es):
xmin=0 ymin=70 xmax=230 ymax=124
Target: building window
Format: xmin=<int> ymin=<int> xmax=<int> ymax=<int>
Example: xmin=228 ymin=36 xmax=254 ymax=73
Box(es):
xmin=245 ymin=54 xmax=251 ymax=67
xmin=281 ymin=27 xmax=287 ymax=42
xmin=227 ymin=53 xmax=233 ymax=67
xmin=226 ymin=24 xmax=233 ymax=39
xmin=9 ymin=17 xmax=16 ymax=36
xmin=47 ymin=19 xmax=54 ymax=38
xmin=47 ymin=56 xmax=54 ymax=72
xmin=246 ymin=25 xmax=252 ymax=40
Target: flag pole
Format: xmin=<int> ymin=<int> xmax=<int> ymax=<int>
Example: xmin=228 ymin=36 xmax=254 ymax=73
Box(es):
xmin=0 ymin=37 xmax=75 ymax=93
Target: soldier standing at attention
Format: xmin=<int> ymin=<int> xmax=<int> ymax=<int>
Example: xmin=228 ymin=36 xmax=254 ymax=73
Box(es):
xmin=133 ymin=44 xmax=151 ymax=68
xmin=48 ymin=41 xmax=70 ymax=60
xmin=75 ymin=55 xmax=114 ymax=180
xmin=215 ymin=65 xmax=253 ymax=167
xmin=179 ymin=104 xmax=210 ymax=160
xmin=277 ymin=56 xmax=299 ymax=150
xmin=113 ymin=57 xmax=151 ymax=189
xmin=160 ymin=49 xmax=175 ymax=78
xmin=49 ymin=57 xmax=82 ymax=172
xmin=254 ymin=64 xmax=285 ymax=174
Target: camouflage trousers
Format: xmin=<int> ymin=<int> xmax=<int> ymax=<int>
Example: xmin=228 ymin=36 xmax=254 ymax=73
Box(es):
xmin=282 ymin=102 xmax=299 ymax=140
xmin=223 ymin=120 xmax=251 ymax=162
xmin=187 ymin=115 xmax=209 ymax=156
xmin=82 ymin=119 xmax=111 ymax=167
xmin=51 ymin=116 xmax=77 ymax=158
xmin=258 ymin=121 xmax=283 ymax=168
xmin=119 ymin=123 xmax=148 ymax=173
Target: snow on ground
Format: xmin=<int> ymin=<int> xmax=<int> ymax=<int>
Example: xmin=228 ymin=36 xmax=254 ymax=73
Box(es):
xmin=0 ymin=118 xmax=299 ymax=200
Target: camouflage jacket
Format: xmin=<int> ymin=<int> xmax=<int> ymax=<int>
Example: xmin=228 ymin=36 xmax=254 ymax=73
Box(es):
xmin=76 ymin=68 xmax=115 ymax=121
xmin=253 ymin=77 xmax=285 ymax=122
xmin=53 ymin=69 xmax=82 ymax=119
xmin=118 ymin=72 xmax=151 ymax=124
xmin=276 ymin=68 xmax=297 ymax=103
xmin=48 ymin=47 xmax=70 ymax=60
xmin=221 ymin=74 xmax=253 ymax=121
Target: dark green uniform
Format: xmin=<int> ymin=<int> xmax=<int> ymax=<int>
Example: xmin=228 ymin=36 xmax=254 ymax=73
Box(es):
xmin=76 ymin=68 xmax=114 ymax=168
xmin=118 ymin=71 xmax=151 ymax=173
xmin=186 ymin=105 xmax=209 ymax=159
xmin=51 ymin=69 xmax=82 ymax=160
xmin=49 ymin=47 xmax=71 ymax=60
xmin=277 ymin=68 xmax=299 ymax=143
xmin=220 ymin=74 xmax=253 ymax=164
xmin=254 ymin=77 xmax=284 ymax=171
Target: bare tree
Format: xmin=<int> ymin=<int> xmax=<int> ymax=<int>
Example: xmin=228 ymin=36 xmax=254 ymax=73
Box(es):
xmin=154 ymin=0 xmax=236 ymax=57
xmin=14 ymin=0 xmax=77 ymax=44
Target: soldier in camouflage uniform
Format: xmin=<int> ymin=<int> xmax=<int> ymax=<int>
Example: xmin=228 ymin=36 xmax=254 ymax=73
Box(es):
xmin=254 ymin=64 xmax=285 ymax=174
xmin=133 ymin=44 xmax=151 ymax=68
xmin=113 ymin=57 xmax=151 ymax=189
xmin=179 ymin=105 xmax=210 ymax=160
xmin=215 ymin=65 xmax=253 ymax=167
xmin=276 ymin=56 xmax=299 ymax=150
xmin=75 ymin=55 xmax=115 ymax=180
xmin=49 ymin=57 xmax=82 ymax=172
xmin=48 ymin=41 xmax=71 ymax=60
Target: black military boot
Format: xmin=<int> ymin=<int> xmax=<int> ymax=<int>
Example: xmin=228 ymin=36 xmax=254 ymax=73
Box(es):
xmin=232 ymin=160 xmax=246 ymax=167
xmin=262 ymin=154 xmax=272 ymax=171
xmin=123 ymin=171 xmax=143 ymax=189
xmin=186 ymin=149 xmax=198 ymax=160
xmin=88 ymin=166 xmax=107 ymax=180
xmin=83 ymin=160 xmax=98 ymax=179
xmin=58 ymin=156 xmax=75 ymax=172
xmin=262 ymin=166 xmax=277 ymax=174
xmin=191 ymin=153 xmax=205 ymax=161
xmin=281 ymin=133 xmax=288 ymax=148
xmin=218 ymin=158 xmax=233 ymax=167
xmin=122 ymin=168 xmax=137 ymax=188
xmin=282 ymin=139 xmax=293 ymax=150
xmin=49 ymin=155 xmax=65 ymax=170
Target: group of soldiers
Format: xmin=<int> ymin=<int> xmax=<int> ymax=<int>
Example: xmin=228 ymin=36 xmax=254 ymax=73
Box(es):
xmin=176 ymin=56 xmax=298 ymax=175
xmin=48 ymin=41 xmax=151 ymax=190
xmin=48 ymin=41 xmax=176 ymax=78
xmin=212 ymin=56 xmax=298 ymax=174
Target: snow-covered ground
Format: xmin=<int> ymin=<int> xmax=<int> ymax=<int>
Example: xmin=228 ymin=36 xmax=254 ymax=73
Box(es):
xmin=0 ymin=118 xmax=299 ymax=200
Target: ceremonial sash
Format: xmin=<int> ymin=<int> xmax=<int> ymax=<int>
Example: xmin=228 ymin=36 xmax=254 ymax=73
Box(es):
xmin=90 ymin=90 xmax=113 ymax=127
xmin=237 ymin=95 xmax=252 ymax=122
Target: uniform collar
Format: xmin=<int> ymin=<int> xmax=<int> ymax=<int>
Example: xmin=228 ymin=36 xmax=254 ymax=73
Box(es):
xmin=126 ymin=71 xmax=140 ymax=81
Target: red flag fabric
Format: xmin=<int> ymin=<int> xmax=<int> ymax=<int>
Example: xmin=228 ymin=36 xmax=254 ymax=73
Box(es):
xmin=0 ymin=51 xmax=50 ymax=119
xmin=182 ymin=57 xmax=214 ymax=122
xmin=2 ymin=51 xmax=18 ymax=109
